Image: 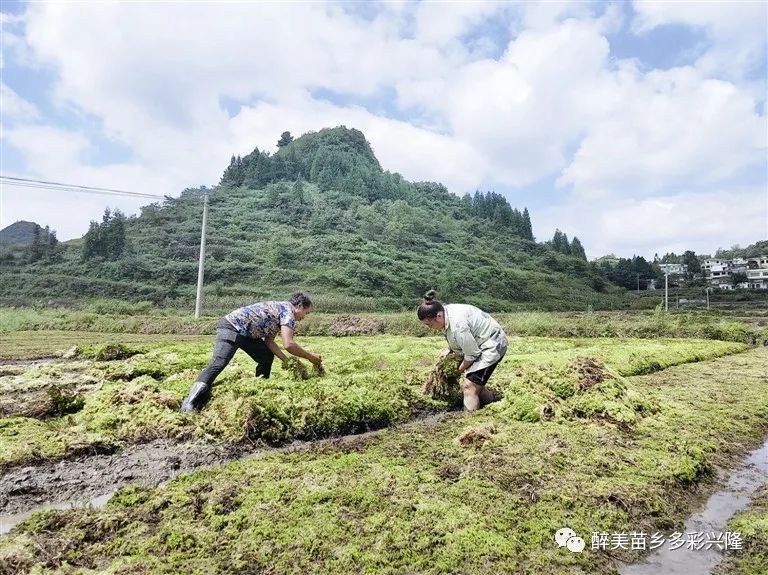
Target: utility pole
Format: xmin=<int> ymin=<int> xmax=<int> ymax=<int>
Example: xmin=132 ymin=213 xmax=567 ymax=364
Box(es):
xmin=195 ymin=191 xmax=209 ymax=318
xmin=706 ymin=287 xmax=710 ymax=310
xmin=664 ymin=270 xmax=669 ymax=312
xmin=636 ymin=273 xmax=640 ymax=294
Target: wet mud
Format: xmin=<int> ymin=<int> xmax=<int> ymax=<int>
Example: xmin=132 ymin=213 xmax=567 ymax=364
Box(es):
xmin=618 ymin=436 xmax=768 ymax=575
xmin=0 ymin=440 xmax=246 ymax=518
xmin=0 ymin=411 xmax=454 ymax=525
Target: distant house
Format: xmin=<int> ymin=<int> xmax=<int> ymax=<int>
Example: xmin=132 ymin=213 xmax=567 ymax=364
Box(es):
xmin=708 ymin=262 xmax=731 ymax=282
xmin=658 ymin=263 xmax=687 ymax=275
xmin=748 ymin=256 xmax=768 ymax=269
xmin=703 ymin=255 xmax=768 ymax=290
xmin=702 ymin=258 xmax=726 ymax=273
xmin=746 ymin=267 xmax=768 ymax=290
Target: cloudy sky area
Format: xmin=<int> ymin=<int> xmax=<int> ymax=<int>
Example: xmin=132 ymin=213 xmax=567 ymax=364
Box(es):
xmin=1 ymin=0 xmax=766 ymax=258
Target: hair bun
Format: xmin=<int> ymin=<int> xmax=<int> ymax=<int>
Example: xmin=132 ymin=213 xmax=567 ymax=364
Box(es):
xmin=423 ymin=289 xmax=437 ymax=302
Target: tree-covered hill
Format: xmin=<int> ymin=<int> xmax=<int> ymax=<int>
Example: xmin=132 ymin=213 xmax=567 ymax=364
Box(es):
xmin=1 ymin=127 xmax=621 ymax=312
xmin=0 ymin=220 xmax=39 ymax=245
xmin=714 ymin=240 xmax=768 ymax=260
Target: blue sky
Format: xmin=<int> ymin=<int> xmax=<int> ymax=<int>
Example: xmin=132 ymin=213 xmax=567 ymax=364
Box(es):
xmin=1 ymin=0 xmax=766 ymax=258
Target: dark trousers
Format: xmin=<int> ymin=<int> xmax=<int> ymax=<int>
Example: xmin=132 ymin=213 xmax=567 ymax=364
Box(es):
xmin=196 ymin=318 xmax=274 ymax=385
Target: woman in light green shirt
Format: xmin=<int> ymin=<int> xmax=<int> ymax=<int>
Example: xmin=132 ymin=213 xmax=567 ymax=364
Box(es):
xmin=417 ymin=290 xmax=508 ymax=411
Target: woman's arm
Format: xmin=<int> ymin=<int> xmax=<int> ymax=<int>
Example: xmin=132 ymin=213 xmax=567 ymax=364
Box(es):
xmin=280 ymin=325 xmax=322 ymax=365
xmin=453 ymin=327 xmax=482 ymax=365
xmin=458 ymin=358 xmax=475 ymax=373
xmin=265 ymin=337 xmax=290 ymax=363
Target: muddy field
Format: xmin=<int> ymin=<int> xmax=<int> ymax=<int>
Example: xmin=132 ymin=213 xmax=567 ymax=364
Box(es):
xmin=0 ymin=330 xmax=766 ymax=574
xmin=0 ymin=439 xmax=243 ymax=518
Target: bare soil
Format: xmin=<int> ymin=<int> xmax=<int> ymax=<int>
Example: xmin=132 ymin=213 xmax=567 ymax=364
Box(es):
xmin=0 ymin=412 xmax=454 ymax=517
xmin=0 ymin=440 xmax=247 ymax=516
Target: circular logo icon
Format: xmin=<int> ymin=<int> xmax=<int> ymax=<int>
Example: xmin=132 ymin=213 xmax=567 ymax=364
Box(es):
xmin=555 ymin=527 xmax=576 ymax=547
xmin=566 ymin=536 xmax=585 ymax=553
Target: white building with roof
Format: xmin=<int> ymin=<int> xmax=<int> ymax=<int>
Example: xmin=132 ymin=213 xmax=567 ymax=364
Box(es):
xmin=659 ymin=263 xmax=687 ymax=275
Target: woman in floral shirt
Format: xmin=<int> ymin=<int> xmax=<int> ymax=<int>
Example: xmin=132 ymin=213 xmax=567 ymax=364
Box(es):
xmin=180 ymin=292 xmax=322 ymax=412
xmin=417 ymin=290 xmax=508 ymax=411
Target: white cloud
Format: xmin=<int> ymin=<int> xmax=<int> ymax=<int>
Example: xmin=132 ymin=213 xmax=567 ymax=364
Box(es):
xmin=0 ymin=0 xmax=765 ymax=258
xmin=396 ymin=16 xmax=618 ymax=186
xmin=558 ymin=65 xmax=765 ymax=198
xmin=1 ymin=82 xmax=39 ymax=122
xmin=413 ymin=1 xmax=504 ymax=46
xmin=632 ymin=0 xmax=768 ymax=80
xmin=4 ymin=125 xmax=90 ymax=174
xmin=1 ymin=124 xmax=182 ymax=238
xmin=537 ymin=187 xmax=768 ymax=258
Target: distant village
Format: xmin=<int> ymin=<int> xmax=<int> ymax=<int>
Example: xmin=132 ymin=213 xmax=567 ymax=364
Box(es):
xmin=658 ymin=255 xmax=768 ymax=291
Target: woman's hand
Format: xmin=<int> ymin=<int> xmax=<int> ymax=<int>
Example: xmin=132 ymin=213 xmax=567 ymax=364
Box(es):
xmin=439 ymin=348 xmax=452 ymax=359
xmin=458 ymin=359 xmax=474 ymax=373
xmin=310 ymin=353 xmax=323 ymax=367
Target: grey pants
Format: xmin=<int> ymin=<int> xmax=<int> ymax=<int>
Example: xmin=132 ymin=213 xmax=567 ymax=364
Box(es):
xmin=196 ymin=318 xmax=274 ymax=385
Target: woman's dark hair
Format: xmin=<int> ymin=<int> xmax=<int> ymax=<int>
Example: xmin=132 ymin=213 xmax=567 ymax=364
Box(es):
xmin=289 ymin=292 xmax=313 ymax=309
xmin=416 ymin=289 xmax=444 ymax=320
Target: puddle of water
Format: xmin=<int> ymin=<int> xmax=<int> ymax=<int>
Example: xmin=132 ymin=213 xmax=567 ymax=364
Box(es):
xmin=0 ymin=491 xmax=114 ymax=536
xmin=619 ymin=438 xmax=768 ymax=575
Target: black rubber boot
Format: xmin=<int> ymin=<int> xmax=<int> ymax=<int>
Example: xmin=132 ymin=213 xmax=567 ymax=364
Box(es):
xmin=180 ymin=381 xmax=211 ymax=413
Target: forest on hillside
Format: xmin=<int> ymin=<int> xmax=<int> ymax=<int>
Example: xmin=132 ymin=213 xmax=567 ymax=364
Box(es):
xmin=1 ymin=127 xmax=622 ymax=312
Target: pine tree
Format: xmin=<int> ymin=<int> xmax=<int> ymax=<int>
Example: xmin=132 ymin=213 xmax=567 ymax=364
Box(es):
xmin=551 ymin=229 xmax=565 ymax=253
xmin=46 ymin=229 xmax=59 ymax=260
xmin=28 ymin=225 xmax=43 ymax=262
xmin=108 ymin=210 xmax=127 ymax=259
xmin=570 ymin=237 xmax=587 ymax=261
xmin=522 ymin=207 xmax=533 ymax=240
xmin=682 ymin=250 xmax=701 ymax=278
xmin=99 ymin=208 xmax=114 ymax=257
xmin=292 ymin=179 xmax=306 ymax=205
xmin=81 ymin=208 xmax=126 ymax=260
xmin=82 ymin=221 xmax=101 ymax=260
xmin=277 ymin=131 xmax=294 ymax=148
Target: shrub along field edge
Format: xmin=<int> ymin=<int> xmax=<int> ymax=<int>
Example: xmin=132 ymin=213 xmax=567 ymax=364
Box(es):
xmin=1 ymin=307 xmax=766 ymax=345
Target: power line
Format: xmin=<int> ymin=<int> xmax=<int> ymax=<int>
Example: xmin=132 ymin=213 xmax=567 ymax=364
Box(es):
xmin=2 ymin=174 xmax=214 ymax=318
xmin=2 ymin=180 xmax=161 ymax=200
xmin=0 ymin=175 xmax=167 ymax=200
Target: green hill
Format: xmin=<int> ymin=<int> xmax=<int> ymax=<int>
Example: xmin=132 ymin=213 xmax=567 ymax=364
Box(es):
xmin=0 ymin=127 xmax=621 ymax=312
xmin=0 ymin=220 xmax=40 ymax=245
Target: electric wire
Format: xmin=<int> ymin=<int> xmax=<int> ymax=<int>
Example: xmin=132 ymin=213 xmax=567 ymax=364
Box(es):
xmin=0 ymin=175 xmax=167 ymax=199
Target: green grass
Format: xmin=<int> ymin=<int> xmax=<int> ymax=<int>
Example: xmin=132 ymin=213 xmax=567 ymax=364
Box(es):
xmin=0 ymin=335 xmax=747 ymax=470
xmin=2 ymin=346 xmax=767 ymax=574
xmin=0 ymin=331 xmax=210 ymax=360
xmin=1 ymin=307 xmax=766 ymax=348
xmin=716 ymin=486 xmax=768 ymax=575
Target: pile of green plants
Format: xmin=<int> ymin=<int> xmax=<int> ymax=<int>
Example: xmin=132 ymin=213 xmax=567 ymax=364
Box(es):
xmin=0 ymin=336 xmax=747 ymax=471
xmin=2 ymin=347 xmax=768 ymax=574
xmin=423 ymin=353 xmax=462 ymax=405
